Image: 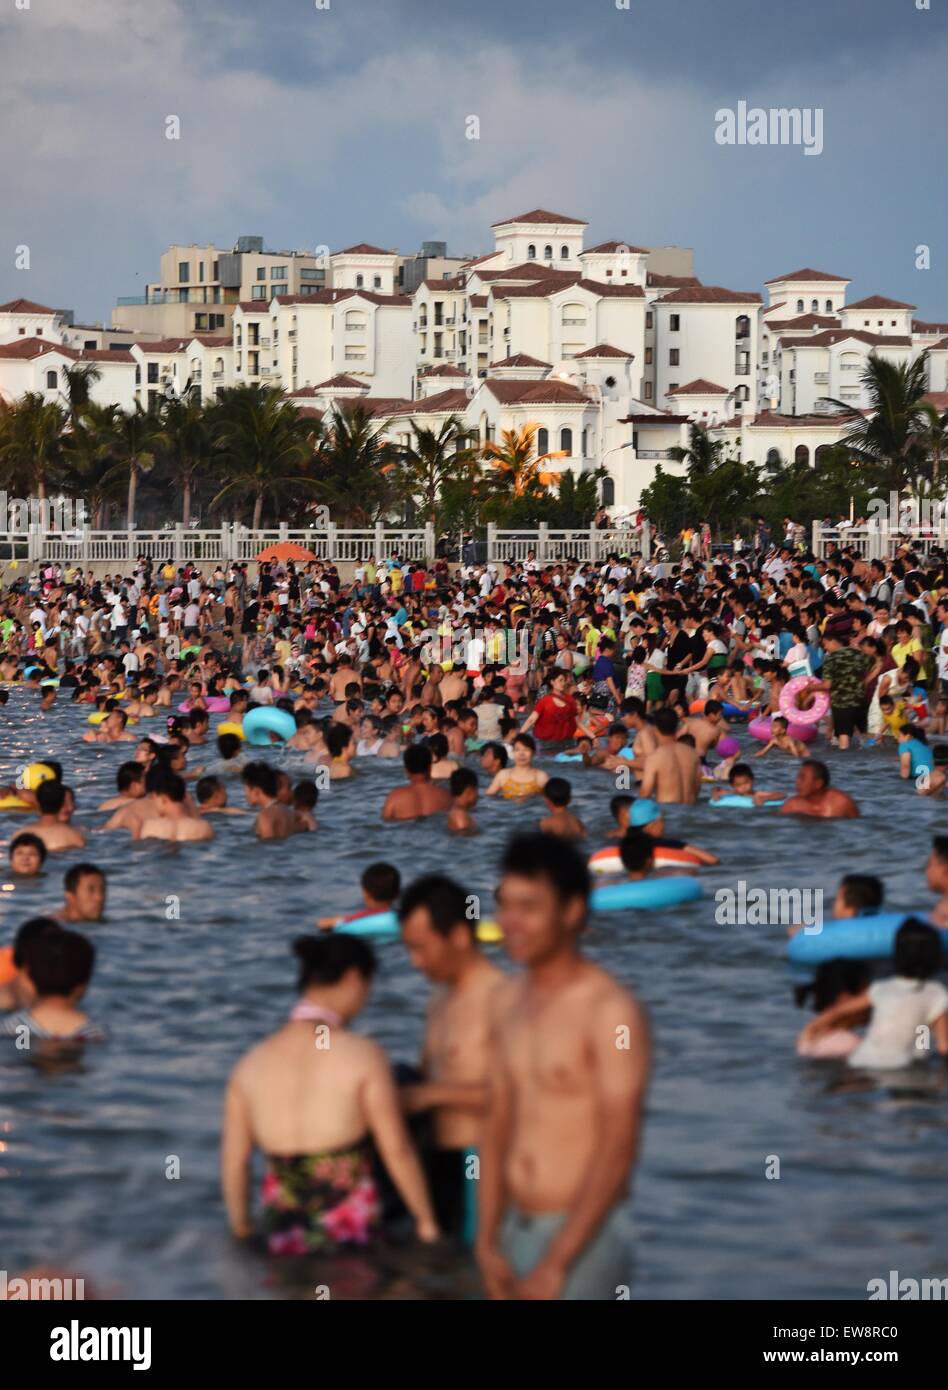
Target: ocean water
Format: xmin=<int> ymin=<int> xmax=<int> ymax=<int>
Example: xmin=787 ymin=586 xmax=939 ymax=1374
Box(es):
xmin=0 ymin=693 xmax=946 ymax=1300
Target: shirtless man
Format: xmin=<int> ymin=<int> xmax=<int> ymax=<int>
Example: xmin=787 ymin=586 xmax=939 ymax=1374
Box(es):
xmin=400 ymin=874 xmax=506 ymax=1239
xmin=58 ymin=863 xmax=107 ymax=923
xmin=97 ymin=761 xmax=146 ymax=812
xmin=382 ymin=745 xmax=451 ymax=821
xmin=619 ymin=698 xmax=657 ymax=774
xmin=476 ymin=834 xmax=650 ymax=1300
xmin=680 ymin=699 xmax=724 ymax=759
xmin=779 ymin=759 xmax=860 ymax=819
xmin=137 ymin=772 xmax=215 ymax=842
xmin=82 ymin=709 xmax=136 ymax=744
xmin=32 ymin=781 xmax=87 ymax=852
xmin=639 ymin=708 xmax=702 ymax=805
xmin=328 ymin=658 xmax=363 ymax=703
xmin=925 ymin=836 xmax=948 ymax=926
xmin=242 ymin=762 xmax=300 ymax=839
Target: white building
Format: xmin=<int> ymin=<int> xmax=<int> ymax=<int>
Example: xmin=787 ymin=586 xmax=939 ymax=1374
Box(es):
xmin=0 ymin=338 xmax=136 ymax=411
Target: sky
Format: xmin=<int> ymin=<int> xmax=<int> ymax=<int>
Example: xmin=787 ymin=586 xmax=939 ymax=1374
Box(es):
xmin=1 ymin=0 xmax=945 ymax=324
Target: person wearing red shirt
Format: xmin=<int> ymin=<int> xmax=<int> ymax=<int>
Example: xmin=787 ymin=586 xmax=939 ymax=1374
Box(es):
xmin=520 ymin=672 xmax=578 ymax=743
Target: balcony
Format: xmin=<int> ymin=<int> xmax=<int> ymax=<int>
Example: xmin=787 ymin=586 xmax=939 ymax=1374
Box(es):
xmin=419 ymin=318 xmax=428 ymax=329
xmin=212 ymin=370 xmax=224 ymax=380
xmin=259 ymin=366 xmax=271 ymax=376
xmin=814 ymin=372 xmax=829 ymax=383
xmin=259 ymin=335 xmax=271 ymax=347
xmin=734 ymin=364 xmax=750 ymax=375
xmin=636 ymin=449 xmax=675 ymax=459
xmin=445 ymin=316 xmax=456 ymax=326
xmin=345 ymin=324 xmax=364 ymax=332
xmin=562 ymin=318 xmax=586 ymax=327
xmin=841 ymin=363 xmax=862 ymax=371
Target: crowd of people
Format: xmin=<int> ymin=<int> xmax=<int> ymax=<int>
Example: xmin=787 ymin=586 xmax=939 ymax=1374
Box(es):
xmin=2 ymin=528 xmax=948 ymax=1299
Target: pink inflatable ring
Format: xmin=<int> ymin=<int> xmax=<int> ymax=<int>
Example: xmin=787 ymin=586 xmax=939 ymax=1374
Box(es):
xmin=779 ymin=676 xmax=828 ymax=727
xmin=178 ymin=696 xmax=232 ymax=714
xmin=748 ymin=715 xmax=817 ymax=743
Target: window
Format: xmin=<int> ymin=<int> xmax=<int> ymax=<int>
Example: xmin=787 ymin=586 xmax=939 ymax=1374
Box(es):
xmin=271 ymin=285 xmax=287 ymax=298
xmin=527 ymin=244 xmax=536 ymax=260
xmin=646 ymin=311 xmax=653 ymax=329
xmin=373 ymin=276 xmax=382 ymax=289
xmin=178 ymin=262 xmax=190 ymax=283
xmin=601 ymin=476 xmax=615 ymax=506
xmin=257 ymin=268 xmax=266 ymax=281
xmin=560 ymin=245 xmax=569 ymax=260
xmin=766 ymin=448 xmax=781 ymax=467
xmin=796 ymin=300 xmax=804 ymax=312
xmin=147 ymin=363 xmax=159 ymax=384
xmin=213 ymin=261 xmax=219 ymax=279
xmin=18 ymin=327 xmax=25 ymax=335
xmin=270 ymin=266 xmax=287 ymax=279
xmin=135 ymin=366 xmax=141 ymax=384
xmin=560 ymin=427 xmax=573 ymax=454
xmin=669 ymin=349 xmax=680 ymax=365
xmin=300 ymin=269 xmax=324 ymax=281
xmin=83 ymin=340 xmax=96 ymax=350
xmin=645 ymin=347 xmax=653 ymax=365
xmin=45 ymin=370 xmax=57 ymax=389
xmin=561 ymin=303 xmax=586 ymax=326
xmin=604 ymin=375 xmax=616 ymax=388
xmin=537 ymin=427 xmax=549 ymax=455
xmin=811 ymin=300 xmax=818 ymax=313
xmin=252 ymin=285 xmax=267 ymax=300
xmin=544 ymin=244 xmax=553 ymax=259
xmin=148 ymin=389 xmax=158 ymax=410
xmin=669 ymin=382 xmax=679 ymax=393
xmin=356 ymin=274 xmax=364 ymax=288
xmin=581 ymin=428 xmax=589 ymax=456
xmin=890 ymin=320 xmax=896 ymax=327
xmin=199 ymin=262 xmax=205 ymax=281
xmin=794 ymin=445 xmax=810 ymax=466
xmin=644 ymin=382 xmax=653 ymax=399
xmin=669 ymin=314 xmax=680 ymax=331
xmin=825 ymin=299 xmax=832 ymax=312
xmin=736 ymin=314 xmax=750 ymax=339
xmin=195 ymin=314 xmax=207 ymax=329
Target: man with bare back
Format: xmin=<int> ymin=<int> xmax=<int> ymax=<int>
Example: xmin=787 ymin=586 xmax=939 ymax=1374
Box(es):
xmin=639 ymin=707 xmax=702 ymax=804
xmin=476 ymin=834 xmax=650 ymax=1300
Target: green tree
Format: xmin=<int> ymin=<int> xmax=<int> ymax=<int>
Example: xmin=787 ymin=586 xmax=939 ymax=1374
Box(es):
xmin=825 ymin=352 xmax=931 ymax=493
xmin=313 ymin=403 xmax=398 ymax=526
xmin=160 ymin=394 xmax=214 ymax=526
xmin=58 ymin=403 xmax=126 ymax=527
xmin=393 ymin=415 xmax=478 ymax=525
xmin=211 ymin=384 xmax=319 ymax=529
xmin=108 ymin=402 xmax=169 ymax=530
xmin=0 ymin=392 xmax=65 ymax=500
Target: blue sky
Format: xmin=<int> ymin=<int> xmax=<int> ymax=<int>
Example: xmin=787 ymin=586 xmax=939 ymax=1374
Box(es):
xmin=1 ymin=0 xmax=945 ymax=323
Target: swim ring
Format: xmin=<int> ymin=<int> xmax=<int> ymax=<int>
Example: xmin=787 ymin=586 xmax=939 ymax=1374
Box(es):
xmin=22 ymin=762 xmax=55 ymax=790
xmin=590 ymin=877 xmax=702 ymax=912
xmin=178 ymin=696 xmax=231 ymax=714
xmin=779 ymin=676 xmax=829 ymax=727
xmin=689 ymin=699 xmax=749 ymax=720
xmin=243 ymin=707 xmax=297 ymax=745
xmin=336 ymin=911 xmax=501 ymax=944
xmin=711 ymin=794 xmax=785 ymax=808
xmin=217 ymin=721 xmax=245 ymax=741
xmin=787 ymin=912 xmax=948 ymax=965
xmin=554 ymin=752 xmax=584 ymax=762
xmin=589 ymin=845 xmax=704 ymax=875
xmin=747 ymin=715 xmax=816 ymax=743
xmin=0 ymin=796 xmax=32 ymax=811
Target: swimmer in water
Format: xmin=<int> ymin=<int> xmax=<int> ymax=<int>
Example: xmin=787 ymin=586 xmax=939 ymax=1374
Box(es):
xmin=82 ymin=709 xmax=135 ymax=743
xmin=753 ymin=715 xmax=809 ymax=759
xmin=787 ymin=872 xmax=882 ymax=938
xmin=221 ymin=933 xmax=439 ymax=1251
xmin=9 ymin=832 xmax=47 ymax=878
xmin=195 ymin=776 xmax=250 ymax=817
xmin=538 ymin=778 xmax=585 ymax=840
xmin=615 ymin=831 xmax=655 ymax=880
xmin=485 ymin=733 xmax=548 ymax=801
xmin=639 ymin=709 xmax=701 ymax=805
xmin=318 ymin=862 xmax=401 ymax=932
xmin=447 ymin=766 xmax=479 ymax=835
xmin=31 ymin=781 xmax=86 ymax=853
xmin=0 ymin=917 xmax=60 ymax=1011
xmin=0 ymin=923 xmax=107 ymax=1044
xmin=382 ymin=745 xmax=451 ymax=822
xmin=616 ymin=796 xmax=720 ymax=864
xmin=58 ymin=863 xmax=107 ymax=923
xmin=292 ymin=779 xmax=319 ymax=832
xmin=794 ymin=959 xmax=872 ymax=1059
xmin=399 ymin=874 xmax=507 ymax=1242
xmin=97 ymin=761 xmax=146 ymax=812
xmin=779 ymin=759 xmax=860 ymax=819
xmin=241 ymin=762 xmax=299 ymax=839
xmin=137 ymin=771 xmax=214 ymax=842
xmin=709 ymin=763 xmax=783 ymax=807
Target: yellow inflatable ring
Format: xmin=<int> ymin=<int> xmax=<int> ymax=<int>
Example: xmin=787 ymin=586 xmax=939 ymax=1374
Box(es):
xmin=475 ymin=919 xmax=503 ymax=944
xmin=217 ymin=721 xmax=245 ymax=740
xmin=0 ymin=796 xmax=32 ymax=811
xmin=22 ymin=762 xmax=55 ymax=790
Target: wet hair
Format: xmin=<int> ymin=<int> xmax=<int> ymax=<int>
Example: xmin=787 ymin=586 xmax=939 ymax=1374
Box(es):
xmin=511 ymin=732 xmax=536 ymax=754
xmin=292 ymin=933 xmax=377 ymax=992
xmin=703 ymin=699 xmax=722 ymax=716
xmin=188 ymin=708 xmax=209 ymax=729
xmin=242 ymin=761 xmax=279 ymax=798
xmin=501 ymin=832 xmax=590 ymax=905
xmin=64 ymin=863 xmax=104 ymax=894
xmin=610 ymin=794 xmax=634 ymax=823
xmin=481 ymin=741 xmax=508 ymax=768
xmin=426 ymin=732 xmax=449 ymax=761
xmin=404 ymin=743 xmax=433 ymax=776
xmin=195 ymin=775 xmax=222 ymax=805
xmin=728 ymin=763 xmax=754 ymax=785
xmin=116 ymin=761 xmax=145 ymax=792
xmin=10 ymin=832 xmax=47 ymax=864
xmin=893 ymin=917 xmax=945 ymax=981
xmin=654 ymin=707 xmax=679 ymax=736
xmin=216 ymin=732 xmax=243 ymax=761
xmin=449 ymin=766 xmax=478 ymax=798
xmin=293 ymin=779 xmax=319 ymax=810
xmin=23 ymin=925 xmax=96 ymax=998
xmin=544 ymin=776 xmax=572 ymax=808
xmin=361 ymin=862 xmax=401 ymax=904
xmin=619 ymin=831 xmax=654 ymax=873
xmin=157 ymin=772 xmax=187 ymax=803
xmin=838 ymin=874 xmax=884 ymax=914
xmin=12 ymin=916 xmax=60 ymax=968
xmin=36 ymin=780 xmax=66 ymax=815
xmin=801 ymin=758 xmax=830 ymax=788
xmin=325 ymin=723 xmax=352 ymax=758
xmin=399 ymin=873 xmax=472 ymax=936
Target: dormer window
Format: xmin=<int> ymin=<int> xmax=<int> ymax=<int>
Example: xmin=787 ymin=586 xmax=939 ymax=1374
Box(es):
xmin=796 ymin=300 xmax=804 ymax=312
xmin=527 ymin=244 xmax=536 ymax=260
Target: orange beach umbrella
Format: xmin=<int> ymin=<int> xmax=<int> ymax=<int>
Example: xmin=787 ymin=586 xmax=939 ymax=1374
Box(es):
xmin=255 ymin=541 xmax=319 ymax=564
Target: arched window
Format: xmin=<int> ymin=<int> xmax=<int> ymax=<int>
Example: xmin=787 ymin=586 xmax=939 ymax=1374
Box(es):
xmin=537 ymin=427 xmax=549 ymax=455
xmin=825 ymin=300 xmax=833 ymax=313
xmin=45 ymin=370 xmax=57 ymax=389
xmin=796 ymin=299 xmax=804 ymax=313
xmin=815 ymin=445 xmax=831 ymax=467
xmin=735 ymin=314 xmax=750 ymax=340
xmin=601 ymin=476 xmax=615 ymax=506
xmin=544 ymin=244 xmax=553 ymax=260
xmin=561 ymin=302 xmax=586 ymax=327
xmin=766 ymin=448 xmax=781 ymax=468
xmin=794 ymin=445 xmax=810 ymax=467
xmin=811 ymin=299 xmax=818 ymax=313
xmin=560 ymin=245 xmax=569 ymax=260
xmin=527 ymin=244 xmax=537 ymax=260
xmin=479 ymin=412 xmax=489 ymax=443
xmin=560 ymin=427 xmax=573 ymax=455
xmin=355 ymin=274 xmax=364 ymax=288
xmin=373 ymin=276 xmax=381 ymax=289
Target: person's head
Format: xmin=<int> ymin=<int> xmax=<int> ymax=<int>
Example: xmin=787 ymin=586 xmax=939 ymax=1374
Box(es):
xmin=511 ymin=732 xmax=536 ymax=765
xmin=832 ymin=874 xmax=884 ymax=919
xmin=703 ymin=698 xmax=723 ymax=725
xmin=116 ymin=761 xmax=146 ymax=798
xmin=925 ymin=835 xmax=948 ymax=894
xmin=216 ymin=732 xmax=243 ymax=762
xmin=613 ymin=823 xmax=656 ymax=876
xmin=728 ymin=763 xmax=754 ymax=796
xmin=36 ymin=779 xmax=66 ymax=817
xmin=795 ymin=958 xmax=871 ymax=1013
xmin=9 ymin=917 xmax=60 ymax=1006
xmin=291 ymin=933 xmax=377 ymax=1020
xmin=63 ymin=864 xmax=106 ymax=922
xmin=360 ymin=861 xmax=401 ymax=909
xmin=400 ymin=873 xmax=477 ymax=982
xmin=196 ymin=775 xmax=226 ymax=809
xmin=10 ymin=832 xmax=47 ymax=877
xmin=480 ymin=741 xmax=508 ymax=773
xmin=403 ymin=743 xmax=433 ymax=780
xmin=610 ymin=794 xmax=633 ymax=833
xmin=629 ymin=797 xmax=664 ymax=836
xmin=154 ymin=772 xmax=187 ymax=812
xmin=497 ymin=833 xmax=590 ymax=966
xmin=543 ymin=776 xmax=572 ymax=811
xmin=796 ymin=759 xmax=829 ymax=797
xmin=449 ymin=766 xmax=479 ymax=808
xmin=22 ymin=924 xmax=96 ymax=1003
xmin=241 ymin=760 xmax=279 ymax=805
xmin=653 ymin=707 xmax=679 ymax=739
xmin=893 ymin=917 xmax=945 ymax=982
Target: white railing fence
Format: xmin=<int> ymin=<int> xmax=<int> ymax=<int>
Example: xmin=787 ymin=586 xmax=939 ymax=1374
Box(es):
xmin=811 ymin=521 xmax=948 ymax=560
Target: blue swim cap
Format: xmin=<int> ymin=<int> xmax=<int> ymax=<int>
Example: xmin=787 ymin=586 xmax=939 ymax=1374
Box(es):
xmin=630 ymin=798 xmax=661 ymax=827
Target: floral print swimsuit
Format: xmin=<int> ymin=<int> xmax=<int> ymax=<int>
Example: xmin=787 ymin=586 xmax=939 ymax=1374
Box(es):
xmin=261 ymin=1139 xmax=381 ymax=1256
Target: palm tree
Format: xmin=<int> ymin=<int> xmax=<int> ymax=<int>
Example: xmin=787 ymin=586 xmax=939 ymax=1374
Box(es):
xmin=59 ymin=403 xmax=125 ymax=527
xmin=60 ymin=363 xmax=103 ymax=422
xmin=313 ymin=402 xmax=398 ymax=526
xmin=0 ymin=392 xmax=65 ymax=500
xmin=210 ymin=384 xmax=318 ymax=529
xmin=160 ymin=394 xmax=214 ymax=525
xmin=824 ymin=353 xmax=931 ymax=493
xmin=393 ymin=414 xmax=478 ymax=524
xmin=918 ymin=400 xmax=948 ymax=489
xmin=107 ymin=403 xmax=169 ymax=530
xmin=668 ymin=422 xmax=726 ymax=478
xmin=481 ymin=424 xmax=562 ymax=502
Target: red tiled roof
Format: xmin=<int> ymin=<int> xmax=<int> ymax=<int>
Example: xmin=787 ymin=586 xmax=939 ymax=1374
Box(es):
xmin=314 ymin=373 xmax=370 ymax=390
xmin=336 ymin=243 xmax=394 ymax=257
xmin=491 ymin=209 xmax=587 ymax=227
xmin=623 ymin=413 xmax=690 ymax=425
xmin=766 ymin=314 xmax=839 ymax=331
xmin=658 ymin=285 xmax=761 ymax=304
xmin=764 ymin=268 xmax=850 ymax=285
xmin=297 ymin=406 xmax=324 ymax=420
xmin=929 ymin=338 xmax=948 ymax=351
xmin=236 ymin=301 xmax=268 ymax=313
xmin=290 ymin=386 xmax=321 ymax=398
xmin=666 ymin=379 xmax=730 ymax=396
xmin=274 ymin=290 xmax=411 ymax=307
xmin=359 ymin=397 xmax=414 ymax=418
xmin=491 ymin=277 xmax=644 ymax=301
xmin=388 ymin=388 xmax=470 ymax=416
xmin=488 ymin=352 xmax=552 ymax=369
xmin=923 ymin=392 xmax=948 ymax=411
xmin=647 ymin=272 xmax=703 ymax=289
xmin=469 ymin=295 xmax=488 ymax=308
xmin=780 ymin=329 xmax=912 ymax=348
xmin=422 ymin=277 xmax=465 ymax=291
xmin=845 ymin=295 xmax=916 ymax=311
xmin=420 ymin=363 xmax=466 ymax=377
xmin=131 ymin=337 xmax=191 ymax=353
xmin=0 ymin=297 xmax=60 ymax=316
xmin=572 ymin=343 xmax=633 ymax=359
xmin=745 ymin=411 xmax=848 ymax=428
xmin=484 ymin=379 xmax=589 ymax=406
xmin=476 ymin=263 xmax=578 ymax=283
xmin=192 ymin=334 xmax=229 ymax=347
xmin=0 ymin=337 xmax=132 ymax=363
xmin=584 ymin=240 xmax=648 ymax=255
xmin=461 ymin=252 xmax=502 ymax=269
xmin=913 ymin=320 xmax=948 ymax=334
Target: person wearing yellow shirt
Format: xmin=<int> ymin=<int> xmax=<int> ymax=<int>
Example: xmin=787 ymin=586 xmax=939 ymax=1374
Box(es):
xmin=389 ymin=565 xmax=403 ymax=596
xmin=891 ymin=621 xmax=922 ymax=669
xmin=581 ymin=619 xmax=601 ymax=662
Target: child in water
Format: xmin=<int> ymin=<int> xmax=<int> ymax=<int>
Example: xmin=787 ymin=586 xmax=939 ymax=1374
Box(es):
xmin=787 ymin=872 xmax=883 ymax=940
xmin=447 ymin=767 xmax=479 ymax=835
xmin=318 ymin=862 xmax=401 ymax=932
xmin=800 ymin=919 xmax=948 ymax=1069
xmin=754 ymin=715 xmax=808 ymax=759
xmin=0 ymin=922 xmax=107 ymax=1043
xmin=538 ymin=777 xmax=586 ymax=840
xmin=795 ymin=959 xmax=872 ymax=1059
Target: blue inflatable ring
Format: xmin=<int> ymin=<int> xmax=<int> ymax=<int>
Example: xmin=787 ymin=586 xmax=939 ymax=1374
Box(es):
xmin=787 ymin=912 xmax=948 ymax=964
xmin=591 ymin=877 xmax=703 ymax=912
xmin=243 ymin=706 xmax=297 ymax=746
xmin=336 ymin=910 xmax=400 ymax=944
